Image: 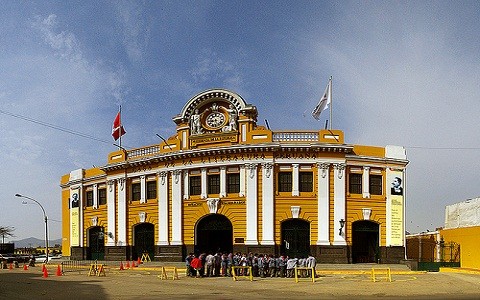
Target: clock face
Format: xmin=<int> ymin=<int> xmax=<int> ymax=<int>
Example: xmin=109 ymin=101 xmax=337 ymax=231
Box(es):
xmin=205 ymin=111 xmax=226 ymax=129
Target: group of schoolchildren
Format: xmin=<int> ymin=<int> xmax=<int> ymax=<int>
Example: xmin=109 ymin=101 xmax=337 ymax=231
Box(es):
xmin=185 ymin=252 xmax=317 ymax=278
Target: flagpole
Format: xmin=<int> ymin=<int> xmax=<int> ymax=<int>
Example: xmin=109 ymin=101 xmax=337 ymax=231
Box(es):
xmin=119 ymin=105 xmax=122 ymax=149
xmin=329 ymin=76 xmax=332 ymax=130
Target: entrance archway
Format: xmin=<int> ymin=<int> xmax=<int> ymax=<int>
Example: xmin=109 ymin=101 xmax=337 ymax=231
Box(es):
xmin=133 ymin=223 xmax=154 ymax=261
xmin=88 ymin=226 xmax=105 ymax=260
xmin=195 ymin=214 xmax=233 ymax=254
xmin=281 ymin=219 xmax=310 ymax=258
xmin=352 ymin=221 xmax=380 ymax=263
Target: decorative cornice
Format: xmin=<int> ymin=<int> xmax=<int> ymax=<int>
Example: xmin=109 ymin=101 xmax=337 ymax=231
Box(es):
xmin=100 ymin=143 xmax=354 ymax=172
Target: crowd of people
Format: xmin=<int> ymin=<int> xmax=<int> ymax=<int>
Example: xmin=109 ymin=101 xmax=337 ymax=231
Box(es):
xmin=185 ymin=252 xmax=317 ymax=278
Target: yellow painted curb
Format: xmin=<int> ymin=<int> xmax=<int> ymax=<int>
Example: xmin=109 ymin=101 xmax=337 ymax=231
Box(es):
xmin=440 ymin=267 xmax=480 ymax=275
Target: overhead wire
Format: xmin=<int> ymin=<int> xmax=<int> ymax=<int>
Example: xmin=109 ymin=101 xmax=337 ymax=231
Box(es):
xmin=0 ymin=108 xmax=133 ymax=149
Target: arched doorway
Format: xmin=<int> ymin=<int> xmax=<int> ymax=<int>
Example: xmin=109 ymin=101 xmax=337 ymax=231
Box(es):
xmin=195 ymin=214 xmax=233 ymax=254
xmin=88 ymin=226 xmax=105 ymax=260
xmin=281 ymin=219 xmax=310 ymax=258
xmin=352 ymin=221 xmax=380 ymax=263
xmin=133 ymin=223 xmax=154 ymax=261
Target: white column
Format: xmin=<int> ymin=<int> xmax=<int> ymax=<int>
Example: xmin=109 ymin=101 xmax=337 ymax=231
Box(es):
xmin=171 ymin=170 xmax=183 ymax=245
xmin=140 ymin=175 xmax=146 ymax=203
xmin=106 ymin=180 xmax=116 ymax=246
xmin=292 ymin=163 xmax=300 ymax=196
xmin=317 ymin=163 xmax=330 ymax=245
xmin=117 ymin=177 xmax=127 ymax=246
xmin=261 ymin=162 xmax=274 ymax=245
xmin=362 ymin=166 xmax=370 ymax=198
xmin=157 ymin=171 xmax=169 ymax=245
xmin=333 ymin=163 xmax=347 ymax=245
xmin=183 ymin=170 xmax=189 ymax=200
xmin=245 ymin=163 xmax=258 ymax=245
xmin=93 ymin=184 xmax=98 ymax=209
xmin=201 ymin=168 xmax=207 ymax=199
xmin=220 ymin=166 xmax=227 ymax=197
xmin=239 ymin=165 xmax=246 ymax=197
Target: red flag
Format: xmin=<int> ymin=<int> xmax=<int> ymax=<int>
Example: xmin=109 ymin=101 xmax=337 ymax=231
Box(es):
xmin=112 ymin=111 xmax=126 ymax=141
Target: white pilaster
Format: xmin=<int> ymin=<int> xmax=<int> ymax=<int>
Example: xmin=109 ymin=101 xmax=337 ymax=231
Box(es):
xmin=171 ymin=170 xmax=183 ymax=245
xmin=117 ymin=177 xmax=127 ymax=246
xmin=182 ymin=131 xmax=187 ymax=149
xmin=140 ymin=175 xmax=146 ymax=203
xmin=292 ymin=163 xmax=299 ymax=196
xmin=245 ymin=163 xmax=258 ymax=245
xmin=362 ymin=166 xmax=370 ymax=198
xmin=239 ymin=165 xmax=246 ymax=197
xmin=106 ymin=180 xmax=116 ymax=246
xmin=93 ymin=184 xmax=98 ymax=209
xmin=183 ymin=170 xmax=189 ymax=200
xmin=317 ymin=162 xmax=330 ymax=245
xmin=333 ymin=163 xmax=347 ymax=245
xmin=201 ymin=168 xmax=207 ymax=199
xmin=261 ymin=162 xmax=274 ymax=245
xmin=220 ymin=166 xmax=227 ymax=197
xmin=158 ymin=171 xmax=169 ymax=245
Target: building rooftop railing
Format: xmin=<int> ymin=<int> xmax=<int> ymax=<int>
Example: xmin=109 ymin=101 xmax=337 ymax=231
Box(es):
xmin=126 ymin=131 xmax=321 ymax=160
xmin=272 ymin=131 xmax=319 ymax=142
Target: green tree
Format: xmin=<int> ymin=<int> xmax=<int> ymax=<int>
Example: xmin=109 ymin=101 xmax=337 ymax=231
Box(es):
xmin=0 ymin=226 xmax=15 ymax=243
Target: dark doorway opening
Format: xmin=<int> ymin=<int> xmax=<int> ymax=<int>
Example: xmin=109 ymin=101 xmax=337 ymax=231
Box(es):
xmin=195 ymin=214 xmax=233 ymax=254
xmin=133 ymin=223 xmax=154 ymax=261
xmin=88 ymin=226 xmax=105 ymax=260
xmin=352 ymin=221 xmax=379 ymax=263
xmin=281 ymin=219 xmax=310 ymax=258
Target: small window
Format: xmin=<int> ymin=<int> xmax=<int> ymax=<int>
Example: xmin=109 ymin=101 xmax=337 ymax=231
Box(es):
xmin=131 ymin=183 xmax=141 ymax=201
xmin=349 ymin=173 xmax=362 ymax=194
xmin=278 ymin=172 xmax=292 ymax=192
xmin=86 ymin=191 xmax=93 ymax=207
xmin=227 ymin=173 xmax=240 ymax=193
xmin=190 ymin=176 xmax=201 ymax=195
xmin=370 ymin=175 xmax=382 ymax=195
xmin=98 ymin=188 xmax=107 ymax=205
xmin=299 ymin=172 xmax=313 ymax=192
xmin=147 ymin=181 xmax=157 ymax=199
xmin=208 ymin=174 xmax=220 ymax=194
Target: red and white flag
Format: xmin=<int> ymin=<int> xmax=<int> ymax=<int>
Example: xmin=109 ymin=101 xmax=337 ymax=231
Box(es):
xmin=112 ymin=111 xmax=126 ymax=141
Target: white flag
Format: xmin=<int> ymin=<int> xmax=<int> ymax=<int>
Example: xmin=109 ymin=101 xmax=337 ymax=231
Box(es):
xmin=311 ymin=79 xmax=331 ymax=120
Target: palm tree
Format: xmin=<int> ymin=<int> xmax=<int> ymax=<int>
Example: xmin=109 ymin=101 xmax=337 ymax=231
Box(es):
xmin=0 ymin=226 xmax=15 ymax=244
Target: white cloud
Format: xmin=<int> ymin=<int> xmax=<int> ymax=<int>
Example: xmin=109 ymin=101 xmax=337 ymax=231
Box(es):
xmin=113 ymin=1 xmax=151 ymax=63
xmin=33 ymin=14 xmax=86 ymax=67
xmin=189 ymin=50 xmax=244 ymax=91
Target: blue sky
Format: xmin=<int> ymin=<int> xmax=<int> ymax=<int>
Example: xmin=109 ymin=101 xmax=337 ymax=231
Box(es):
xmin=1 ymin=1 xmax=480 ymax=242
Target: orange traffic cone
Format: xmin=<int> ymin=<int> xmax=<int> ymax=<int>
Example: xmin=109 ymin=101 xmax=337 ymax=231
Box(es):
xmin=126 ymin=261 xmax=130 ymax=268
xmin=137 ymin=257 xmax=142 ymax=265
xmin=42 ymin=264 xmax=46 ymax=272
xmin=119 ymin=262 xmax=124 ymax=270
xmin=132 ymin=261 xmax=136 ymax=268
xmin=42 ymin=267 xmax=48 ymax=278
xmin=9 ymin=263 xmax=13 ymax=270
xmin=56 ymin=265 xmax=62 ymax=276
xmin=23 ymin=264 xmax=28 ymax=270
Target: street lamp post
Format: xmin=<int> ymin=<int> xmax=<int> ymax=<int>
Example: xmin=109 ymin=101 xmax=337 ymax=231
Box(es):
xmin=15 ymin=194 xmax=49 ymax=263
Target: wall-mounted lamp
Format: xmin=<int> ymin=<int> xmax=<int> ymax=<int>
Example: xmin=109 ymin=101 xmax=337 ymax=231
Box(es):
xmin=339 ymin=219 xmax=345 ymax=236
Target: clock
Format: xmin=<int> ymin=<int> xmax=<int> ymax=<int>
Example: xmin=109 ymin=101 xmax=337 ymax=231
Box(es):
xmin=205 ymin=111 xmax=226 ymax=129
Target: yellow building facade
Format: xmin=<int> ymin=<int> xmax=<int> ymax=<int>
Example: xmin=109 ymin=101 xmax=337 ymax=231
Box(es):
xmin=61 ymin=89 xmax=408 ymax=263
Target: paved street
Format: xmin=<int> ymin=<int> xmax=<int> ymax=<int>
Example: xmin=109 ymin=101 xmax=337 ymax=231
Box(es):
xmin=1 ymin=264 xmax=480 ymax=299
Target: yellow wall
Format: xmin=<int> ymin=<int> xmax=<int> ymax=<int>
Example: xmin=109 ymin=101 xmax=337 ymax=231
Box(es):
xmin=441 ymin=226 xmax=480 ymax=269
xmin=61 ymin=189 xmax=71 ymax=256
